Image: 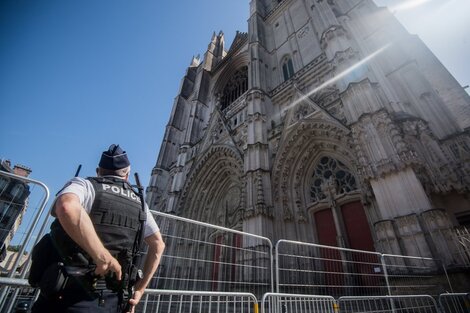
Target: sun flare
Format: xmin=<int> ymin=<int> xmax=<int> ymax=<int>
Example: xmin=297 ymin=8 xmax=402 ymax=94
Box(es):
xmin=283 ymin=43 xmax=392 ymax=113
xmin=390 ymin=0 xmax=432 ymax=12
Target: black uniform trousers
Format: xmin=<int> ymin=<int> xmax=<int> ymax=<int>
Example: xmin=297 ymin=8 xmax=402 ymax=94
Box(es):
xmin=32 ymin=289 xmax=120 ymax=313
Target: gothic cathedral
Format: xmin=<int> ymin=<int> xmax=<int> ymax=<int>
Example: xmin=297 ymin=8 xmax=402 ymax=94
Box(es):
xmin=147 ymin=0 xmax=470 ymax=267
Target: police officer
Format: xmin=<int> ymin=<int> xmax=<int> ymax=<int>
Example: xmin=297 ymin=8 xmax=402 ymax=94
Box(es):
xmin=32 ymin=144 xmax=165 ymax=313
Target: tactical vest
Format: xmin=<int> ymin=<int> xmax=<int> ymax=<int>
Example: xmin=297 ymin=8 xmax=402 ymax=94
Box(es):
xmin=50 ymin=176 xmax=144 ymax=270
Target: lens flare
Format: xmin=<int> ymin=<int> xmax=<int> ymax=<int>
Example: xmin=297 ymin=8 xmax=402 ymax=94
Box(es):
xmin=390 ymin=0 xmax=432 ymax=12
xmin=284 ymin=43 xmax=392 ymax=112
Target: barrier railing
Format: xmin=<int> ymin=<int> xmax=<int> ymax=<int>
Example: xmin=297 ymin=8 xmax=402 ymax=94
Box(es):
xmin=0 ymin=171 xmax=50 ymax=313
xmin=151 ymin=211 xmax=274 ymax=298
xmin=381 ymin=254 xmax=451 ymax=296
xmin=275 ymin=240 xmax=455 ymax=297
xmin=141 ymin=289 xmax=258 ymax=313
xmin=454 ymin=227 xmax=470 ymax=268
xmin=0 ymin=281 xmax=35 ymax=313
xmin=338 ymin=295 xmax=440 ymax=313
xmin=275 ymin=240 xmax=387 ymax=297
xmin=2 ymin=277 xmax=469 ymax=313
xmin=0 ymin=279 xmax=259 ymax=313
xmin=261 ymin=292 xmax=337 ymax=313
xmin=439 ymin=293 xmax=470 ymax=313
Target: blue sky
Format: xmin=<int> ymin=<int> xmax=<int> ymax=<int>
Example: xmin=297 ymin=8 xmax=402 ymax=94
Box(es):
xmin=0 ymin=0 xmax=248 ymax=246
xmin=0 ymin=0 xmax=469 ymax=246
xmin=0 ymin=0 xmax=248 ymax=192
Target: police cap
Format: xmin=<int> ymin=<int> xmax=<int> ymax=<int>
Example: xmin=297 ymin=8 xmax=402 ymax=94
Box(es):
xmin=99 ymin=144 xmax=130 ymax=170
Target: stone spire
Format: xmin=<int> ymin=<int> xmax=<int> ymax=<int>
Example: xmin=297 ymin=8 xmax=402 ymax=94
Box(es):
xmin=203 ymin=31 xmax=225 ymax=71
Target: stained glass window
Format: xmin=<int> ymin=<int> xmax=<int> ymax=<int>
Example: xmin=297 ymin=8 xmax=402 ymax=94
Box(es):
xmin=310 ymin=156 xmax=357 ymax=201
xmin=220 ymin=66 xmax=248 ymax=111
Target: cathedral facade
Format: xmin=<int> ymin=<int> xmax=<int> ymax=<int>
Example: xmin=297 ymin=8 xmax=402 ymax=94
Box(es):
xmin=147 ymin=0 xmax=470 ymax=267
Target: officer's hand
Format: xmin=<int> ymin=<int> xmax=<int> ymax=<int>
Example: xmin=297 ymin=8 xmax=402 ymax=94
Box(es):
xmin=124 ymin=290 xmax=143 ymax=313
xmin=94 ymin=252 xmax=122 ymax=281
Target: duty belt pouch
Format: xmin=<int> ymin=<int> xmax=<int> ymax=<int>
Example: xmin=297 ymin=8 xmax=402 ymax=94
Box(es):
xmin=38 ymin=262 xmax=68 ymax=299
xmin=28 ymin=233 xmax=61 ymax=287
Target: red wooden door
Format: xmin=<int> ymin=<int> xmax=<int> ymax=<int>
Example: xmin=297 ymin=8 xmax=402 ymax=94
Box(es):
xmin=314 ymin=209 xmax=343 ymax=293
xmin=341 ymin=201 xmax=379 ymax=288
xmin=341 ymin=201 xmax=374 ymax=251
xmin=315 ymin=208 xmax=337 ymax=246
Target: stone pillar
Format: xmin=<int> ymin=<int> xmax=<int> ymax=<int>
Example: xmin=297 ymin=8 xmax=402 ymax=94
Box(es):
xmin=421 ymin=209 xmax=462 ymax=266
xmin=369 ymin=169 xmax=432 ymax=219
xmin=244 ymin=1 xmax=274 ymax=238
xmin=394 ymin=214 xmax=432 ymax=258
xmin=146 ymin=166 xmax=170 ymax=211
xmin=167 ymin=145 xmax=189 ymax=214
xmin=243 ymin=90 xmax=274 ymax=239
xmin=310 ymin=0 xmax=366 ymax=92
xmin=374 ymin=219 xmax=402 ymax=256
xmin=351 ymin=108 xmax=435 ymax=258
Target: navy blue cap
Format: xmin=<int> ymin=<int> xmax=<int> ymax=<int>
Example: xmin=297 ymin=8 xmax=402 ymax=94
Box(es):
xmin=98 ymin=144 xmax=130 ymax=170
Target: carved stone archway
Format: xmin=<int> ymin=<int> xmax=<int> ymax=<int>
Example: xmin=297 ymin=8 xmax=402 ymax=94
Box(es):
xmin=178 ymin=145 xmax=245 ymax=228
xmin=272 ymin=119 xmax=356 ymax=223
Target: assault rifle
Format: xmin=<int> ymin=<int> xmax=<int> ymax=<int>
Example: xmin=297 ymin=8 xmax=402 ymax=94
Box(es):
xmin=121 ymin=173 xmax=146 ymax=312
xmin=74 ymin=164 xmax=82 ymax=177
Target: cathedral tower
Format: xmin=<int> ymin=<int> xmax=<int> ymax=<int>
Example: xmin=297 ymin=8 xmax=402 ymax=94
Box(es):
xmin=148 ymin=0 xmax=470 ymax=266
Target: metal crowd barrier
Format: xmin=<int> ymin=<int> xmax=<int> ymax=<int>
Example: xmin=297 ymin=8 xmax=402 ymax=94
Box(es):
xmin=439 ymin=293 xmax=470 ymax=313
xmin=1 ymin=276 xmax=469 ymax=313
xmin=275 ymin=240 xmax=387 ymax=297
xmin=381 ymin=254 xmax=451 ymax=296
xmin=151 ymin=211 xmax=274 ymax=298
xmin=261 ymin=293 xmax=337 ymax=313
xmin=338 ymin=295 xmax=440 ymax=313
xmin=0 ymin=280 xmax=36 ymax=313
xmin=141 ymin=289 xmax=258 ymax=313
xmin=0 ymin=171 xmax=50 ymax=313
xmin=0 ymin=279 xmax=259 ymax=313
xmin=275 ymin=240 xmax=454 ymax=297
xmin=454 ymin=227 xmax=470 ymax=267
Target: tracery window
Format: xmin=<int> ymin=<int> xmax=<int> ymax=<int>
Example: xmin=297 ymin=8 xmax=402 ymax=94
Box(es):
xmin=282 ymin=56 xmax=294 ymax=81
xmin=220 ymin=66 xmax=248 ymax=111
xmin=310 ymin=156 xmax=357 ymax=201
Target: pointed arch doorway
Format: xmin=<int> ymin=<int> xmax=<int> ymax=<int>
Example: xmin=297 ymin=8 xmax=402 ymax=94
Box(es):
xmin=309 ymin=156 xmax=374 ymax=252
xmin=309 ymin=156 xmax=377 ymax=294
